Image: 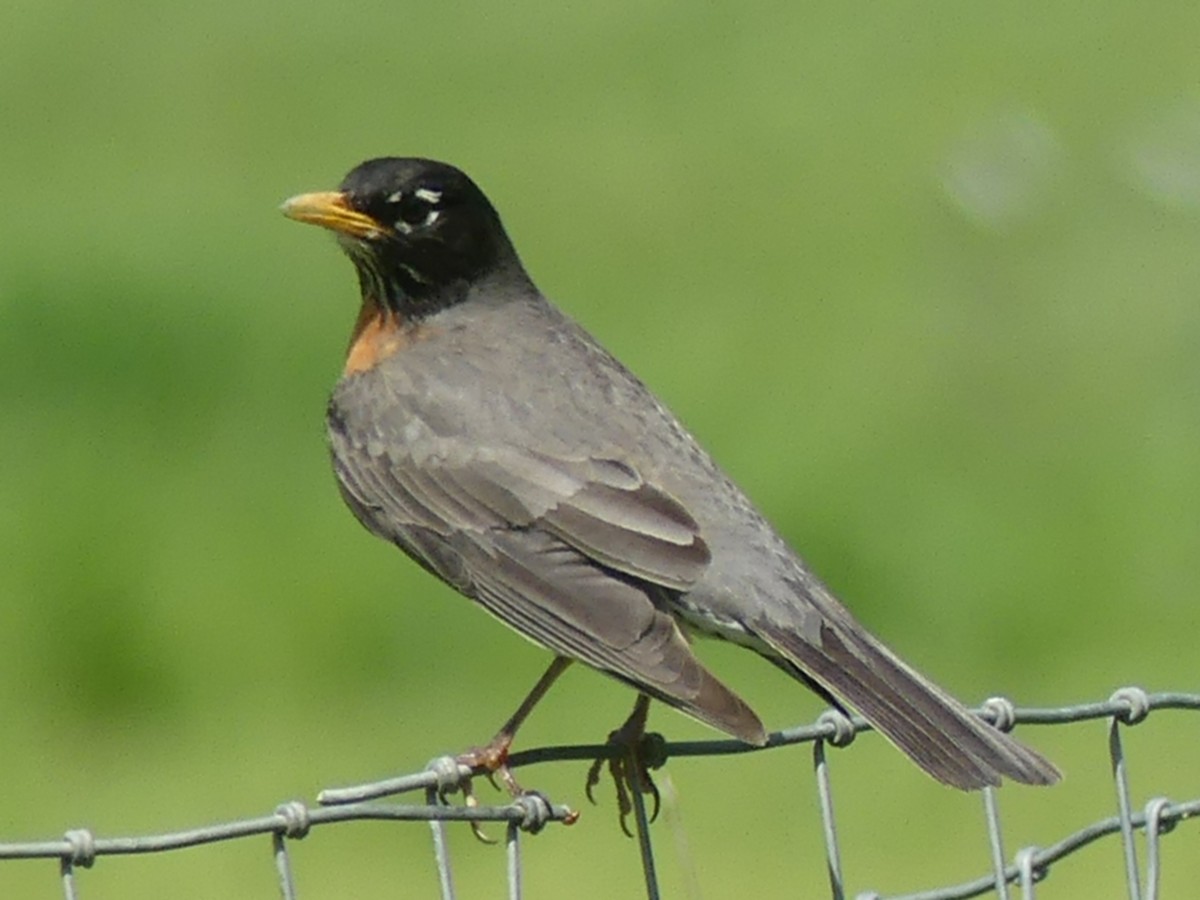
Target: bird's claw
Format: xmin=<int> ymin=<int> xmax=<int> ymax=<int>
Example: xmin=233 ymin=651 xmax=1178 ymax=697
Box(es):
xmin=585 ymin=731 xmax=664 ymax=836
xmin=445 ymin=776 xmax=500 ymax=844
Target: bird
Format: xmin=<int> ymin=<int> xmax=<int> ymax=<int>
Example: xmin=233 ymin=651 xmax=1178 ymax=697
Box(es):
xmin=280 ymin=157 xmax=1060 ymax=801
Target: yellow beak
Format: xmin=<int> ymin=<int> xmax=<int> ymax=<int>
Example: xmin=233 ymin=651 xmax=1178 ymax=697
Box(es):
xmin=280 ymin=191 xmax=386 ymax=239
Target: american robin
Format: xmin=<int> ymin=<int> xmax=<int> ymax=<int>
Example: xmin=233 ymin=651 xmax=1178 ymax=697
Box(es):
xmin=281 ymin=157 xmax=1060 ymax=801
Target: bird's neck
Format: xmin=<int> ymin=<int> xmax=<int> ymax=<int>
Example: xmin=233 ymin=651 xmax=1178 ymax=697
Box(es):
xmin=354 ymin=262 xmax=468 ymax=322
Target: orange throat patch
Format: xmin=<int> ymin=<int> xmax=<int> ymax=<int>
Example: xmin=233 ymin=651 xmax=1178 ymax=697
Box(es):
xmin=344 ymin=301 xmax=420 ymax=376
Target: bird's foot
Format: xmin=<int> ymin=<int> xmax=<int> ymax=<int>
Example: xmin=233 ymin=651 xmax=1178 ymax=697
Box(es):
xmin=456 ymin=737 xmax=522 ymax=794
xmin=585 ymin=700 xmax=666 ymax=836
xmin=450 ymin=736 xmax=579 ymax=841
xmin=450 ymin=737 xmax=518 ymax=843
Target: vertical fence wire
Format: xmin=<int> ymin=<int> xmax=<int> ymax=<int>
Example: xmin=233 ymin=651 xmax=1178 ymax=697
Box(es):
xmin=427 ymin=785 xmax=457 ymax=900
xmin=272 ymin=801 xmax=309 ymax=900
xmin=272 ymin=833 xmax=298 ymax=900
xmin=59 ymin=830 xmax=94 ymax=900
xmin=1108 ymin=692 xmax=1145 ymax=900
xmin=1141 ymin=797 xmax=1170 ymax=900
xmin=813 ymin=739 xmax=845 ymax=900
xmin=981 ymin=786 xmax=1010 ymax=900
xmin=629 ymin=750 xmax=662 ymax=900
xmin=59 ymin=858 xmax=80 ymax=900
xmin=505 ymin=821 xmax=522 ymax=900
xmin=1015 ymin=847 xmax=1039 ymax=899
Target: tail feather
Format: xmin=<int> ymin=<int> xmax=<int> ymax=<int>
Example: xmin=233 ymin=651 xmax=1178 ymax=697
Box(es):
xmin=756 ymin=619 xmax=1060 ymax=789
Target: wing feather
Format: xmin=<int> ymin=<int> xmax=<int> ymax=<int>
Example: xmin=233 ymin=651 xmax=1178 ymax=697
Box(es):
xmin=327 ymin=421 xmax=764 ymax=744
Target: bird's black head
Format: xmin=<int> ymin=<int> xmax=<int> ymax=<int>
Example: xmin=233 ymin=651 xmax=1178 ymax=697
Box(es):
xmin=283 ymin=157 xmax=526 ymax=317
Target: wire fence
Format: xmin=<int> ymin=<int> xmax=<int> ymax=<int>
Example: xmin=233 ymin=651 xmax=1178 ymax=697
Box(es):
xmin=1 ymin=687 xmax=1196 ymax=899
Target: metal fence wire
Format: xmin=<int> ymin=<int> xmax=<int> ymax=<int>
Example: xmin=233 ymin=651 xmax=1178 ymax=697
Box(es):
xmin=2 ymin=688 xmax=1197 ymax=900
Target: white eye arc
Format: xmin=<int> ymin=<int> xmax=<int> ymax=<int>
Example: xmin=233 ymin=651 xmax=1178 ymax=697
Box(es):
xmin=387 ymin=188 xmax=443 ymax=234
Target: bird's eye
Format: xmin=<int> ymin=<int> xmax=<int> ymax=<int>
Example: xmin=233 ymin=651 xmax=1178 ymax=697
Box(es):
xmin=387 ymin=187 xmax=442 ymax=232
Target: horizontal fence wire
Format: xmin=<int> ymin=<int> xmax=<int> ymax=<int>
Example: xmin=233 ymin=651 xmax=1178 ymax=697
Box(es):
xmin=1 ymin=688 xmax=1196 ymax=899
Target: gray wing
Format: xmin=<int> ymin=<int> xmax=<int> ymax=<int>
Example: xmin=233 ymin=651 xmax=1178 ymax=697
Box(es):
xmin=328 ymin=428 xmax=766 ymax=744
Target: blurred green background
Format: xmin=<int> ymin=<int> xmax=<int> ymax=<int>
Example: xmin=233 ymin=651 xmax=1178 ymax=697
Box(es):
xmin=3 ymin=3 xmax=1199 ymax=897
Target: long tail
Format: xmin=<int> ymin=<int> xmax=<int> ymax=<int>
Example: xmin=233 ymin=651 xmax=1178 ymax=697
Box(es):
xmin=755 ymin=617 xmax=1060 ymax=789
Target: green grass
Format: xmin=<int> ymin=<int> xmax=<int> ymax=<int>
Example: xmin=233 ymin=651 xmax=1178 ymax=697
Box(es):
xmin=2 ymin=3 xmax=1199 ymax=897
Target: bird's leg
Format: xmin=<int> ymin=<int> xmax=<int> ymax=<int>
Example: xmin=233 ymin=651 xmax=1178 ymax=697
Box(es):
xmin=585 ymin=693 xmax=663 ymax=836
xmin=457 ymin=655 xmax=573 ymax=790
xmin=451 ymin=656 xmax=574 ymax=839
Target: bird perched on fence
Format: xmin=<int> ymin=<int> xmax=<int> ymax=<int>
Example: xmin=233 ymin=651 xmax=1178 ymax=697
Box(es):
xmin=281 ymin=157 xmax=1060 ymax=812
